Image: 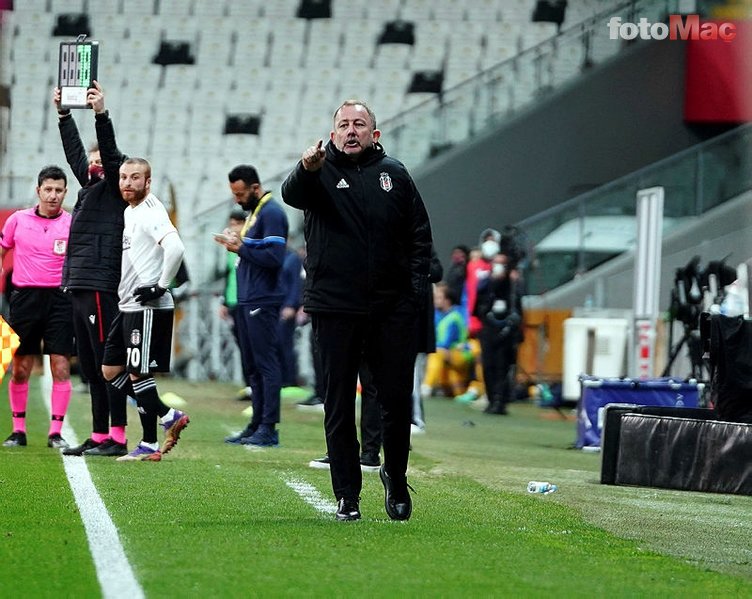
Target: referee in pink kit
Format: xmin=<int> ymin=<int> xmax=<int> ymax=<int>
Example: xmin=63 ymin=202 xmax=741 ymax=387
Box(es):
xmin=1 ymin=165 xmax=74 ymax=449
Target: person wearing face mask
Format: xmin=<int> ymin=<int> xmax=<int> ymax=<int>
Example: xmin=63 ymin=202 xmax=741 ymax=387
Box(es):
xmin=451 ymin=230 xmax=501 ymax=405
xmin=216 ymin=165 xmax=289 ymax=448
xmin=464 ymin=228 xmax=502 ymax=339
xmin=474 ymin=252 xmax=524 ymax=415
xmin=54 ymin=81 xmax=131 ymax=457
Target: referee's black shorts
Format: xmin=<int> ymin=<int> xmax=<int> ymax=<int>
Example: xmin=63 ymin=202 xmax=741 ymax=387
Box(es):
xmin=103 ymin=308 xmax=174 ymax=375
xmin=9 ymin=287 xmax=74 ymax=356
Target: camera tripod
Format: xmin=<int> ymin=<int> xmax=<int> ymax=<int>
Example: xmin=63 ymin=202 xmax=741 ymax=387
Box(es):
xmin=661 ymin=320 xmax=707 ymax=380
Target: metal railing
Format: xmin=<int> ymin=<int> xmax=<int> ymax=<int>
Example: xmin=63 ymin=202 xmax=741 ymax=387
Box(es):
xmin=521 ymin=123 xmax=752 ymax=295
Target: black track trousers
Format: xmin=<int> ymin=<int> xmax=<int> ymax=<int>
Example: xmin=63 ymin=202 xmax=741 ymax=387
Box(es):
xmin=312 ymin=300 xmax=417 ymax=500
xmin=71 ymin=289 xmax=126 ymax=431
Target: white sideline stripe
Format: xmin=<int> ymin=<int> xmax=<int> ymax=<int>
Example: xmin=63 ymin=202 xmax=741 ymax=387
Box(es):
xmin=62 ymin=457 xmax=145 ymax=599
xmin=283 ymin=476 xmax=338 ymax=514
xmin=41 ymin=361 xmax=145 ymax=599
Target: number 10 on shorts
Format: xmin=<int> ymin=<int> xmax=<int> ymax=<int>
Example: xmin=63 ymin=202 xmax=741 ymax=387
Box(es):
xmin=127 ymin=347 xmax=141 ymax=369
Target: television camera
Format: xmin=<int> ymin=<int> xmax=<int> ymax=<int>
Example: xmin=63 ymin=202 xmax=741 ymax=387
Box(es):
xmin=662 ymin=254 xmax=738 ymax=379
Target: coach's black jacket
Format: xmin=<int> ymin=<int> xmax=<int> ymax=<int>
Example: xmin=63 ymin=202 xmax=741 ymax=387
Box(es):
xmin=282 ymin=140 xmax=432 ymax=316
xmin=59 ymin=111 xmax=126 ymax=292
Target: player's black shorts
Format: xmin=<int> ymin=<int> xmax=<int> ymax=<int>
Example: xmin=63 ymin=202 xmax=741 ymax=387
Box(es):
xmin=9 ymin=287 xmax=74 ymax=356
xmin=102 ymin=308 xmax=174 ymax=375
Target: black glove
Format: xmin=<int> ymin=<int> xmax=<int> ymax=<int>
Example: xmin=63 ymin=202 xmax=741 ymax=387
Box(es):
xmin=133 ymin=284 xmax=167 ymax=305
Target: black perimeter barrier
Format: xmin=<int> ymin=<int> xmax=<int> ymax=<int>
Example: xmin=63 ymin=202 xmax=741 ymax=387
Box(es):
xmin=600 ymin=312 xmax=752 ymax=496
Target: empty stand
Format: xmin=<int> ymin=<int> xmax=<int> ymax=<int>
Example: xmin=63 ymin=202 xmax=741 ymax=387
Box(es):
xmin=1 ymin=0 xmax=636 ymax=236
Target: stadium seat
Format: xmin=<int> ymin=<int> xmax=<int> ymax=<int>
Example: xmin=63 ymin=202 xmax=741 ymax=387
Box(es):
xmin=154 ymin=40 xmax=196 ymax=66
xmin=431 ymin=0 xmax=465 ymax=22
xmin=223 ymin=113 xmax=261 ymax=135
xmin=410 ymin=42 xmax=446 ymax=72
xmin=500 ymin=0 xmax=537 ymax=24
xmin=446 ymin=39 xmax=483 ymax=72
xmin=11 ymin=0 xmax=49 ymax=13
xmin=232 ymin=34 xmax=270 ymax=68
xmin=195 ymin=37 xmax=233 ymax=68
xmin=465 ymin=0 xmax=503 ymax=22
xmin=10 ymin=36 xmax=52 ymax=77
xmin=91 ymin=0 xmax=121 ymax=14
xmin=341 ymin=19 xmax=382 ymax=54
xmin=117 ymin=36 xmax=160 ymax=65
xmin=160 ymin=15 xmax=200 ymax=41
xmin=157 ymin=0 xmax=194 ymax=16
xmin=225 ymin=86 xmax=267 ymax=115
xmin=531 ymin=0 xmax=568 ymax=29
xmin=519 ymin=21 xmax=558 ymax=50
xmin=441 ymin=106 xmax=474 ymax=145
xmin=126 ymin=14 xmax=163 ymax=42
xmin=217 ymin=133 xmax=262 ymax=163
xmin=120 ymin=0 xmax=156 ymax=16
xmin=51 ymin=0 xmax=86 ymax=12
xmin=550 ymin=40 xmax=585 ymax=86
xmin=373 ymin=44 xmax=413 ymax=69
xmin=268 ymin=38 xmax=305 ymax=68
xmin=262 ymin=0 xmax=300 ymax=18
xmin=187 ymin=130 xmax=223 ymax=158
xmin=369 ymin=88 xmax=407 ymax=121
xmin=362 ymin=0 xmax=402 ymax=20
xmin=378 ymin=20 xmax=416 ymax=46
xmin=89 ymin=13 xmax=129 ymax=40
xmin=407 ymin=69 xmax=443 ymax=94
xmin=486 ymin=19 xmax=516 ymax=54
xmin=52 ymin=11 xmax=91 ymax=38
xmin=302 ymin=81 xmax=342 ymax=112
xmin=331 ymin=0 xmax=368 ymax=19
xmin=297 ymin=0 xmax=332 ymax=19
xmin=192 ymin=0 xmax=229 ymax=18
xmin=226 ymin=1 xmax=264 ymax=18
xmin=401 ymin=0 xmax=435 ymax=22
xmin=11 ymin=10 xmax=56 ymax=38
xmin=403 ymin=91 xmax=439 ymax=111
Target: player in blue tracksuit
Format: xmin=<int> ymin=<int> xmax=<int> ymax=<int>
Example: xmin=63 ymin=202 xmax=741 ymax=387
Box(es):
xmin=216 ymin=165 xmax=289 ymax=447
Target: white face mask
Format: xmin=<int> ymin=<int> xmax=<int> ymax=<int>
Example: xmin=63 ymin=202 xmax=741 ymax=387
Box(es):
xmin=492 ymin=263 xmax=505 ymax=276
xmin=481 ymin=240 xmax=500 ymax=260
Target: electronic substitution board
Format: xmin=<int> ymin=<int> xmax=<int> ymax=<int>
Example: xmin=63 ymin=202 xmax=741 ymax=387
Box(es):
xmin=58 ymin=37 xmax=99 ymax=109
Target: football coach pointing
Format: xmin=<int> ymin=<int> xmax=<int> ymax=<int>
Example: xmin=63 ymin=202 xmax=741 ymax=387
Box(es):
xmin=282 ymin=99 xmax=433 ymax=522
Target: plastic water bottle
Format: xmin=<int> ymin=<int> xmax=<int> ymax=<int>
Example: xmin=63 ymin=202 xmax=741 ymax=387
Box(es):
xmin=536 ymin=383 xmax=554 ymax=406
xmin=527 ymin=481 xmax=558 ymax=494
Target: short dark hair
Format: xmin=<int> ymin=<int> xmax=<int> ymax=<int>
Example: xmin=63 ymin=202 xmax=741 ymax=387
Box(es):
xmin=453 ymin=244 xmax=470 ymax=258
xmin=122 ymin=157 xmax=152 ymax=178
xmin=228 ymin=165 xmax=260 ymax=186
xmin=435 ymin=281 xmax=458 ymax=306
xmin=229 ymin=208 xmax=246 ymax=222
xmin=37 ymin=165 xmax=67 ymax=187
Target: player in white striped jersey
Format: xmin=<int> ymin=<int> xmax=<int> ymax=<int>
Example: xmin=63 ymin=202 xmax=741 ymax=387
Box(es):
xmin=102 ymin=157 xmax=190 ymax=461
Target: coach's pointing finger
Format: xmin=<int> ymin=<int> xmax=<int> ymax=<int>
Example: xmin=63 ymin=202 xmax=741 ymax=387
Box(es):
xmin=302 ymin=139 xmax=326 ymax=172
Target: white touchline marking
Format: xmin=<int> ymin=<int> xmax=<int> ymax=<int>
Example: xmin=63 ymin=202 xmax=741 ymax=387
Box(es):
xmin=283 ymin=475 xmax=338 ymax=515
xmin=42 ymin=360 xmax=145 ymax=599
xmin=62 ymin=456 xmax=145 ymax=599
